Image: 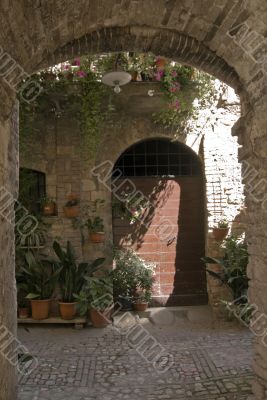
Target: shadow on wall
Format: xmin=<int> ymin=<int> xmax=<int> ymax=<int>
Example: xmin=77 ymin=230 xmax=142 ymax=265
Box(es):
xmin=112 ymin=176 xmax=207 ymax=307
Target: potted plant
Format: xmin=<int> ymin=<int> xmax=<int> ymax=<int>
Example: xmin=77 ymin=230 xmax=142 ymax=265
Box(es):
xmin=52 ymin=241 xmax=105 ymax=320
xmin=133 ymin=291 xmax=151 ymax=312
xmin=39 ymin=196 xmax=57 ymax=216
xmin=112 ymin=249 xmax=155 ymax=309
xmin=212 ymin=219 xmax=229 ymax=241
xmin=76 ymin=274 xmax=113 ymax=328
xmin=86 ymin=216 xmax=105 ymax=243
xmin=16 ymin=217 xmax=48 ymax=249
xmin=21 ymin=252 xmax=61 ymax=320
xmin=63 ymin=194 xmax=80 ymax=218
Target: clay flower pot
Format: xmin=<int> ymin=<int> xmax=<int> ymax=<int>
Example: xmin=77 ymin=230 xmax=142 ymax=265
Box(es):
xmin=58 ymin=302 xmax=77 ymax=320
xmin=155 ymin=57 xmax=166 ymax=69
xmin=212 ymin=227 xmax=229 ymax=241
xmin=133 ymin=302 xmax=149 ymax=312
xmin=18 ymin=307 xmax=29 ymax=319
xmin=31 ymin=299 xmax=51 ymax=320
xmin=89 ymin=232 xmax=105 ymax=244
xmin=42 ymin=202 xmax=56 ymax=216
xmin=90 ymin=309 xmax=111 ymax=328
xmin=63 ymin=206 xmax=79 ymax=218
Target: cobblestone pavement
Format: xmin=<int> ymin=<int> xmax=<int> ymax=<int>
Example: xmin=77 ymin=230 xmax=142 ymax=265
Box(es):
xmin=18 ymin=314 xmax=254 ymax=400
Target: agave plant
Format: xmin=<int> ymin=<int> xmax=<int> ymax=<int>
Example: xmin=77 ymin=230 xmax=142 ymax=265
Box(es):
xmin=52 ymin=241 xmax=105 ymax=303
xmin=17 ymin=251 xmax=61 ymax=300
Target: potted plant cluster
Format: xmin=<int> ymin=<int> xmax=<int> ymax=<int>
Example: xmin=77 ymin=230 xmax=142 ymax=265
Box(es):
xmin=52 ymin=241 xmax=105 ymax=320
xmin=19 ymin=251 xmax=61 ymax=320
xmin=111 ymin=249 xmax=155 ymax=311
xmin=76 ymin=274 xmax=113 ymax=328
xmin=63 ymin=193 xmax=80 ymax=218
xmin=212 ymin=219 xmax=229 ymax=241
xmin=86 ymin=216 xmax=105 ymax=243
xmin=39 ymin=196 xmax=57 ymax=216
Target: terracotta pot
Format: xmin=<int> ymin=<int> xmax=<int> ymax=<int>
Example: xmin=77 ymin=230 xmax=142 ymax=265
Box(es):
xmin=155 ymin=57 xmax=166 ymax=69
xmin=89 ymin=232 xmax=105 ymax=243
xmin=131 ymin=71 xmax=138 ymax=81
xmin=31 ymin=299 xmax=51 ymax=320
xmin=212 ymin=227 xmax=229 ymax=241
xmin=18 ymin=307 xmax=29 ymax=319
xmin=63 ymin=206 xmax=79 ymax=218
xmin=133 ymin=302 xmax=148 ymax=312
xmin=42 ymin=202 xmax=56 ymax=216
xmin=59 ymin=302 xmax=77 ymax=320
xmin=90 ymin=309 xmax=110 ymax=328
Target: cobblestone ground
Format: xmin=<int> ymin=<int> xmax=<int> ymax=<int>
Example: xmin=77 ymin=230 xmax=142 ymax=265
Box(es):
xmin=18 ymin=313 xmax=254 ymax=400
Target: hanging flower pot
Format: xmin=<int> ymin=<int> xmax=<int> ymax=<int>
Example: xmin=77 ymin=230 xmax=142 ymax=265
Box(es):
xmin=212 ymin=227 xmax=229 ymax=241
xmin=89 ymin=232 xmax=105 ymax=244
xmin=63 ymin=205 xmax=79 ymax=218
xmin=212 ymin=219 xmax=229 ymax=241
xmin=86 ymin=216 xmax=105 ymax=243
xmin=63 ymin=194 xmax=80 ymax=218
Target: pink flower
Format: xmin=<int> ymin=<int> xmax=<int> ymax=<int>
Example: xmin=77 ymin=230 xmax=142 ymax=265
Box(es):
xmin=169 ymin=86 xmax=178 ymax=93
xmin=170 ymin=100 xmax=180 ymax=110
xmin=76 ymin=70 xmax=87 ymax=78
xmin=171 ymin=70 xmax=178 ymax=77
xmin=155 ymin=70 xmax=164 ymax=81
xmin=74 ymin=58 xmax=81 ymax=66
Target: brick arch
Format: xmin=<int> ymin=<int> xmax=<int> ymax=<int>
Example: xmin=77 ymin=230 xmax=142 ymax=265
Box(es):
xmin=40 ymin=26 xmax=242 ymax=93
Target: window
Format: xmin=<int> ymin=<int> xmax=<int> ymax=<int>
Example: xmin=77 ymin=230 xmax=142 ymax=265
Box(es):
xmin=113 ymin=139 xmax=201 ymax=177
xmin=19 ymin=168 xmax=46 ymax=214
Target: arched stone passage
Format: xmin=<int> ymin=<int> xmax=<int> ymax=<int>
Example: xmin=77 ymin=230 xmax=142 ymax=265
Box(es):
xmin=0 ymin=2 xmax=266 ymax=398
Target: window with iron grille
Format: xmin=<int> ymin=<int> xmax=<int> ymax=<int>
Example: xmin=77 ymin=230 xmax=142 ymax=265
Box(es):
xmin=113 ymin=139 xmax=201 ymax=177
xmin=19 ymin=168 xmax=46 ymax=214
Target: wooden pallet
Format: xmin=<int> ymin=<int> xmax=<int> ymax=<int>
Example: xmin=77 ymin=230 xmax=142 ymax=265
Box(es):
xmin=18 ymin=317 xmax=87 ymax=329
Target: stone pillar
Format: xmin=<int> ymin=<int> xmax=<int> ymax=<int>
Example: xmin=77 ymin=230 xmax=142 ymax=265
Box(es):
xmin=243 ymin=104 xmax=267 ymax=399
xmin=0 ymin=84 xmax=18 ymax=399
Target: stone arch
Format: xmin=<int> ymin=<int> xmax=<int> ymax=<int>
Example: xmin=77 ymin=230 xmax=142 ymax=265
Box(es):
xmin=0 ymin=2 xmax=266 ymax=398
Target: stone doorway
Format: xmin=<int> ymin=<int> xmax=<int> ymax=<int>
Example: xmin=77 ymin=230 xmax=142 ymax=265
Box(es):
xmin=112 ymin=138 xmax=207 ymax=306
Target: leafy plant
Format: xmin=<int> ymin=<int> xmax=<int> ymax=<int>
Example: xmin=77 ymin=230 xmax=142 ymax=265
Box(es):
xmin=52 ymin=241 xmax=105 ymax=302
xmin=202 ymin=235 xmax=249 ymax=299
xmin=85 ymin=216 xmax=104 ymax=233
xmin=216 ymin=219 xmax=229 ymax=229
xmin=75 ymin=274 xmax=113 ymax=316
xmin=15 ymin=216 xmax=48 ymax=249
xmin=39 ymin=196 xmax=55 ymax=206
xmin=17 ymin=251 xmax=61 ymax=300
xmin=111 ymin=249 xmax=155 ymax=303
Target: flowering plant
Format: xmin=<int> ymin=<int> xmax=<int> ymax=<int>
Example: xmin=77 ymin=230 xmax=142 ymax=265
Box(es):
xmin=112 ymin=193 xmax=148 ymax=225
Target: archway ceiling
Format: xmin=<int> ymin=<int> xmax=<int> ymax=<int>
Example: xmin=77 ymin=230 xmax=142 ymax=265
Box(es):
xmin=0 ymin=0 xmax=266 ymax=106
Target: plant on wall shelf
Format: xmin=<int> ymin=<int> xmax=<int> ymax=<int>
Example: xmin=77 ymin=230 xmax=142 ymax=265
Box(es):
xmin=63 ymin=194 xmax=80 ymax=218
xmin=39 ymin=196 xmax=57 ymax=217
xmin=73 ymin=199 xmax=106 ymax=244
xmin=212 ymin=218 xmax=229 ymax=241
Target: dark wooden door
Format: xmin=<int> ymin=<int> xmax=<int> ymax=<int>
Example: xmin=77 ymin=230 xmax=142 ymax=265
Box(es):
xmin=112 ymin=176 xmax=207 ymax=306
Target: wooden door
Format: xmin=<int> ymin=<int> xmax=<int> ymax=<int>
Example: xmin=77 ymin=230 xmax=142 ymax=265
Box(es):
xmin=112 ymin=176 xmax=207 ymax=306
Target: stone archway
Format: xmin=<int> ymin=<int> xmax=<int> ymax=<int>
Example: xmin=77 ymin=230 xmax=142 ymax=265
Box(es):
xmin=0 ymin=2 xmax=266 ymax=398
